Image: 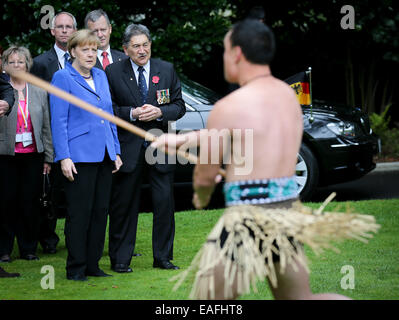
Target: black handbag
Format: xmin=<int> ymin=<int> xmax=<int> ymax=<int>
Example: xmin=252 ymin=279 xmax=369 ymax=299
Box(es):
xmin=39 ymin=173 xmax=55 ymax=219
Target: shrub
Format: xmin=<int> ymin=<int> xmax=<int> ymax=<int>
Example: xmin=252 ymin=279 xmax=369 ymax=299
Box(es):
xmin=370 ymin=104 xmax=399 ymax=159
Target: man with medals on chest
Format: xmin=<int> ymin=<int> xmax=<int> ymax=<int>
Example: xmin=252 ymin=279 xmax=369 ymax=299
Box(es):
xmin=105 ymin=24 xmax=185 ymax=273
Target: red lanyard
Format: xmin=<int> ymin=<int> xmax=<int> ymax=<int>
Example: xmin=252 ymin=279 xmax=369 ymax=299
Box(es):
xmin=17 ymin=86 xmax=29 ymax=132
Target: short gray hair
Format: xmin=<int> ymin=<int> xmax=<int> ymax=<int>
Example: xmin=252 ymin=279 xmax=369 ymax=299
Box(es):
xmin=122 ymin=24 xmax=151 ymax=47
xmin=50 ymin=12 xmax=77 ymax=29
xmin=2 ymin=45 xmax=33 ymax=71
xmin=84 ymin=9 xmax=111 ymax=28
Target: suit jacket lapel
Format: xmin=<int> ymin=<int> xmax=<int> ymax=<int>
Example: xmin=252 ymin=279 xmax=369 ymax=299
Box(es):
xmin=67 ymin=64 xmax=100 ymax=99
xmin=95 ymin=57 xmax=103 ymax=70
xmin=27 ymin=84 xmax=36 ymax=127
xmin=26 ymin=84 xmax=43 ymax=134
xmin=92 ymin=69 xmax=104 ymax=99
xmin=110 ymin=49 xmax=125 ymax=64
xmin=49 ymin=47 xmax=61 ymax=74
xmin=148 ymin=59 xmax=160 ymax=105
xmin=122 ymin=59 xmax=142 ymax=107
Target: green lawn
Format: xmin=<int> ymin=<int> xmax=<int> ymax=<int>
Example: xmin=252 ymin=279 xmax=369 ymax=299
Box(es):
xmin=1 ymin=199 xmax=398 ymax=300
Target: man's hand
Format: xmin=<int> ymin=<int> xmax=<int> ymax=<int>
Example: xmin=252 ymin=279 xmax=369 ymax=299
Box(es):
xmin=43 ymin=163 xmax=52 ymax=175
xmin=61 ymin=158 xmax=77 ymax=182
xmin=136 ymin=104 xmax=162 ymax=122
xmin=113 ymin=155 xmax=123 ymax=173
xmin=0 ymin=100 xmax=10 ymax=117
xmin=192 ymin=174 xmax=222 ymax=210
xmin=150 ymin=133 xmax=186 ymax=155
xmin=192 ymin=192 xmax=212 ymax=210
xmin=151 ymin=131 xmax=201 ymax=155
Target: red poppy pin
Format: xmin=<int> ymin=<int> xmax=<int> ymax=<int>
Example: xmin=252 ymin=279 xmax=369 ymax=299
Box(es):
xmin=152 ymin=76 xmax=160 ymax=84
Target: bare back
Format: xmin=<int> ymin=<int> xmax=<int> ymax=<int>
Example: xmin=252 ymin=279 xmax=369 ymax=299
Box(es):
xmin=207 ymin=76 xmax=303 ymax=182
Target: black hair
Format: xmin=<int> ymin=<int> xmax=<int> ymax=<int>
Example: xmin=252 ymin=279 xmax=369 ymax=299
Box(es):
xmin=247 ymin=6 xmax=265 ymax=21
xmin=122 ymin=24 xmax=152 ymax=47
xmin=230 ymin=19 xmax=275 ymax=65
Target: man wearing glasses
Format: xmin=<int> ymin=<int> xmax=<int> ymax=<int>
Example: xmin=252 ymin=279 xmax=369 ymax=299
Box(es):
xmin=31 ymin=12 xmax=77 ymax=82
xmin=30 ymin=12 xmax=77 ymax=256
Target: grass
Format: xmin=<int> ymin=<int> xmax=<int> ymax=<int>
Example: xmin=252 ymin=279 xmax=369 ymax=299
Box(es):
xmin=1 ymin=199 xmax=398 ymax=300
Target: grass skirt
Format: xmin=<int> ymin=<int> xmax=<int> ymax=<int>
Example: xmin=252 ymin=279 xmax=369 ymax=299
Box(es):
xmin=170 ymin=195 xmax=380 ymax=299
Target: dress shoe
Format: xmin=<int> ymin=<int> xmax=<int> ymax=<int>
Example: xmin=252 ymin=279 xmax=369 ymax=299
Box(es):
xmin=86 ymin=269 xmax=112 ymax=277
xmin=153 ymin=260 xmax=179 ymax=270
xmin=43 ymin=245 xmax=57 ymax=254
xmin=0 ymin=254 xmax=11 ymax=263
xmin=111 ymin=264 xmax=133 ymax=273
xmin=67 ymin=274 xmax=88 ymax=281
xmin=21 ymin=254 xmax=40 ymax=261
xmin=0 ymin=266 xmax=20 ymax=278
xmin=132 ymin=253 xmax=142 ymax=257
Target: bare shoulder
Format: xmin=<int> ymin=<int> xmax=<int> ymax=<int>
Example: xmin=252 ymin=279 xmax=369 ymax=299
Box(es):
xmin=269 ymin=77 xmax=299 ymax=100
xmin=206 ymin=90 xmax=242 ymax=130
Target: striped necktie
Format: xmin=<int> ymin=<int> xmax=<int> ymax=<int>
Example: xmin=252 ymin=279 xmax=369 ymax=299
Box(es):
xmin=137 ymin=66 xmax=148 ymax=105
xmin=64 ymin=52 xmax=71 ymax=67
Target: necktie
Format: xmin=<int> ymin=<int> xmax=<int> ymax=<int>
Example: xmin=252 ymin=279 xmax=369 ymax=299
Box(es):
xmin=102 ymin=51 xmax=110 ymax=70
xmin=138 ymin=66 xmax=148 ymax=106
xmin=64 ymin=52 xmax=70 ymax=68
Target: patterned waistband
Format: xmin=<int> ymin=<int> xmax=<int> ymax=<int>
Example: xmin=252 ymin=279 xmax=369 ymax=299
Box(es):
xmin=223 ymin=176 xmax=298 ymax=206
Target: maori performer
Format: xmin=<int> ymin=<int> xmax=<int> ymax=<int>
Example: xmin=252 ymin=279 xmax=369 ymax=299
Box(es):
xmin=151 ymin=20 xmax=379 ymax=300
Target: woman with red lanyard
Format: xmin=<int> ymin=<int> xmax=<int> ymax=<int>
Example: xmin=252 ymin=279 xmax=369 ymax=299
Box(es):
xmin=0 ymin=46 xmax=53 ymax=263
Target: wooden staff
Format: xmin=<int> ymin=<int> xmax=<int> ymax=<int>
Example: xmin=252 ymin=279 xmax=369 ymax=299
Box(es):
xmin=12 ymin=70 xmax=226 ymax=177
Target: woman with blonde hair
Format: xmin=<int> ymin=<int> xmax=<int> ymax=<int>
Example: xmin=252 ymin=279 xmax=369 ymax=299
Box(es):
xmin=0 ymin=45 xmax=53 ymax=263
xmin=50 ymin=29 xmax=122 ymax=281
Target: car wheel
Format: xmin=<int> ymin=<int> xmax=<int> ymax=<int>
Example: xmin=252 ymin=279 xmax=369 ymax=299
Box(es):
xmin=295 ymin=143 xmax=319 ymax=201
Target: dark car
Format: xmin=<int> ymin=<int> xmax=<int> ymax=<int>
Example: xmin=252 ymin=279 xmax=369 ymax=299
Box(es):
xmin=173 ymin=75 xmax=380 ymax=201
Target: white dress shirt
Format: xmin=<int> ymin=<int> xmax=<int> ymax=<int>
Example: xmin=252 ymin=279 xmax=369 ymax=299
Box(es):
xmin=97 ymin=46 xmax=113 ymax=67
xmin=128 ymin=59 xmax=162 ymax=121
xmin=130 ymin=59 xmax=150 ymax=88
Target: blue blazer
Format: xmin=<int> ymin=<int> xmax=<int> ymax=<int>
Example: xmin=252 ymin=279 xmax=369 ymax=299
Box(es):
xmin=50 ymin=63 xmax=120 ymax=163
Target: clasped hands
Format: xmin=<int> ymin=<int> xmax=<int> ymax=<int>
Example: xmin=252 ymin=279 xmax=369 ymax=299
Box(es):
xmin=132 ymin=104 xmax=162 ymax=122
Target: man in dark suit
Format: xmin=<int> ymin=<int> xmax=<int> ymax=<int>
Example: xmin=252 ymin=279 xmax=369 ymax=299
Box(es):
xmin=0 ymin=77 xmax=14 ymax=117
xmin=105 ymin=24 xmax=186 ymax=272
xmin=0 ymin=75 xmax=19 ymax=278
xmin=30 ymin=11 xmax=77 ymax=255
xmin=31 ymin=12 xmax=77 ymax=82
xmin=85 ymin=10 xmax=139 ymax=259
xmin=85 ymin=9 xmax=126 ymax=70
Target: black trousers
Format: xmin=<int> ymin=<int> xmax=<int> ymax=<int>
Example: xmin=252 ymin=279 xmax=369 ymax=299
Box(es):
xmin=0 ymin=153 xmax=43 ymax=257
xmin=63 ymin=157 xmax=113 ymax=276
xmin=109 ymin=145 xmax=175 ymax=266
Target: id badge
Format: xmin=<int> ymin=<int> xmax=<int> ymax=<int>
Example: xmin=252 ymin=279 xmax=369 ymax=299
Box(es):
xmin=22 ymin=132 xmax=33 ymax=142
xmin=22 ymin=132 xmax=33 ymax=147
xmin=15 ymin=133 xmax=23 ymax=142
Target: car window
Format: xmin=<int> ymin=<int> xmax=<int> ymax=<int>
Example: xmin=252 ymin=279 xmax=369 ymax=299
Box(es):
xmin=179 ymin=74 xmax=222 ymax=105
